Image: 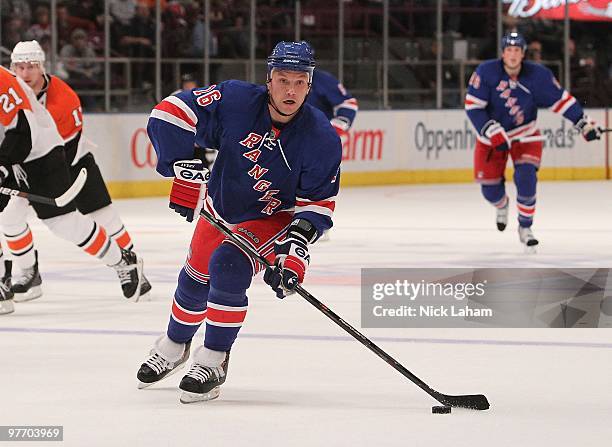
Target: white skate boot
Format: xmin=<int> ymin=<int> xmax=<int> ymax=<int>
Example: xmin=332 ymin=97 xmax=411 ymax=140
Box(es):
xmin=179 ymin=346 xmax=230 ymax=404
xmin=518 ymin=226 xmax=539 ymax=253
xmin=137 ymin=335 xmax=191 ymax=389
xmin=496 ymin=201 xmax=509 ymax=232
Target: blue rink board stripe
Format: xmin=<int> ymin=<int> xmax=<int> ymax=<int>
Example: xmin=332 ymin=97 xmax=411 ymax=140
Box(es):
xmin=1 ymin=326 xmax=611 ymax=349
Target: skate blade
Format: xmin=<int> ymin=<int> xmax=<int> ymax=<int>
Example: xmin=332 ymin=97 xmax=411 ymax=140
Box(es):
xmin=0 ymin=301 xmax=15 ymax=315
xmin=179 ymin=387 xmax=221 ymax=404
xmin=137 ymin=359 xmax=188 ymax=389
xmin=126 ymin=258 xmax=145 ymax=303
xmin=13 ymin=286 xmax=43 ymax=303
xmin=318 ymin=231 xmax=331 ymax=242
xmin=523 ymin=245 xmax=538 ymax=254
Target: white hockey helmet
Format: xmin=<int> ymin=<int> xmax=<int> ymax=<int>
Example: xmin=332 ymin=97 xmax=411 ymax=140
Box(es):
xmin=11 ymin=40 xmax=46 ymax=70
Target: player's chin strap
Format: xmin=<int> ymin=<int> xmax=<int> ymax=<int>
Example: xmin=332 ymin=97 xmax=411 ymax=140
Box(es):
xmin=267 ymin=93 xmax=300 ymax=118
xmin=265 ymin=82 xmax=311 ymax=118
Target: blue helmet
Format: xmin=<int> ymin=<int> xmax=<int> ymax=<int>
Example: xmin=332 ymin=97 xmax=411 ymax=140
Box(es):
xmin=267 ymin=41 xmax=315 ymax=82
xmin=501 ymin=32 xmax=527 ymax=52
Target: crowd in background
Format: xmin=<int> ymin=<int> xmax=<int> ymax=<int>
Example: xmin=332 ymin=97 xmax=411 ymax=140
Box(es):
xmin=1 ymin=0 xmax=610 ymax=110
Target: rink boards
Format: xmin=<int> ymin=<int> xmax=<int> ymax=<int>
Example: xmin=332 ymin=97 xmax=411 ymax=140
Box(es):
xmin=82 ymin=108 xmax=610 ymax=198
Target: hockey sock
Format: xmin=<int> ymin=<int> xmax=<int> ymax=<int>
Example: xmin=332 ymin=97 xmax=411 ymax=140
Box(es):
xmin=514 ymin=164 xmax=537 ymax=228
xmin=167 ymin=267 xmax=209 ymax=343
xmin=89 ymin=205 xmax=133 ymax=251
xmin=43 ymin=212 xmax=122 ymax=266
xmin=204 ymin=243 xmax=252 ymax=352
xmin=3 ymin=223 xmax=36 ymax=270
xmin=481 ymin=183 xmax=506 ymax=207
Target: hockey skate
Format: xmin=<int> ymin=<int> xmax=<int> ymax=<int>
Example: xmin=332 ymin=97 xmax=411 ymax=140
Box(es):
xmin=113 ymin=249 xmax=144 ymax=302
xmin=140 ymin=275 xmax=152 ymax=297
xmin=179 ymin=347 xmax=230 ymax=404
xmin=0 ymin=260 xmax=15 ymax=315
xmin=518 ymin=226 xmax=539 ymax=253
xmin=12 ymin=251 xmax=43 ymax=303
xmin=137 ymin=336 xmax=191 ymax=389
xmin=496 ymin=201 xmax=509 ymax=232
xmin=318 ymin=230 xmax=331 ymax=242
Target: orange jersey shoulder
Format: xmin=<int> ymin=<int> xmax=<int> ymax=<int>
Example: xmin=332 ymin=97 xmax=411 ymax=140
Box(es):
xmin=0 ymin=67 xmax=32 ymax=127
xmin=46 ymin=76 xmax=83 ymax=140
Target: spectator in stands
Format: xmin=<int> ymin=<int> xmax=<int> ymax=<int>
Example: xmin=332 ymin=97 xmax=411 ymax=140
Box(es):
xmin=185 ymin=2 xmax=219 ymax=81
xmin=0 ymin=0 xmax=32 ymax=26
xmin=186 ymin=2 xmax=218 ymax=58
xmin=39 ymin=35 xmax=70 ymax=80
xmin=68 ymin=1 xmax=105 ymax=54
xmin=161 ymin=2 xmax=190 ymax=57
xmin=416 ymin=39 xmax=459 ymax=107
xmin=119 ymin=2 xmax=156 ymax=88
xmin=69 ymin=0 xmax=104 ymax=24
xmin=219 ymin=14 xmax=249 ymax=59
xmin=527 ymin=40 xmax=543 ymax=63
xmin=110 ymin=0 xmax=137 ymax=26
xmin=2 ymin=17 xmax=28 ymax=53
xmin=568 ymin=38 xmax=610 ymax=106
xmin=57 ymin=3 xmax=96 ymax=50
xmin=26 ymin=5 xmax=52 ymax=43
xmin=59 ymin=28 xmax=101 ymax=110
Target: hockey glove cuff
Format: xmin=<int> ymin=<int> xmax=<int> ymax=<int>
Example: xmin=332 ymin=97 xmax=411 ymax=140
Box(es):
xmin=483 ymin=120 xmax=511 ymax=152
xmin=263 ymin=219 xmax=317 ymax=299
xmin=575 ymin=115 xmax=602 ymax=142
xmin=170 ymin=159 xmax=210 ymax=222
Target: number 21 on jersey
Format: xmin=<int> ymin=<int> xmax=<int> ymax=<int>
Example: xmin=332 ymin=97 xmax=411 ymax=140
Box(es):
xmin=0 ymin=87 xmax=24 ymax=113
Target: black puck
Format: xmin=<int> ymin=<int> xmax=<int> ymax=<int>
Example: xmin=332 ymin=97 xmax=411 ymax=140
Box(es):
xmin=432 ymin=405 xmax=452 ymax=414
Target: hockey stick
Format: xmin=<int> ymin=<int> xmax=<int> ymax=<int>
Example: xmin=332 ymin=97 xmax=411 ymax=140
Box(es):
xmin=515 ymin=135 xmax=546 ymax=143
xmin=0 ymin=167 xmax=87 ymax=207
xmin=486 ymin=134 xmax=546 ymax=161
xmin=199 ymin=209 xmax=490 ymax=411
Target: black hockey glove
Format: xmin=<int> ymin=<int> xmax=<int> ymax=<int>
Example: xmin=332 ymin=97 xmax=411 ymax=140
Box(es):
xmin=263 ymin=219 xmax=316 ymax=299
xmin=575 ymin=115 xmax=602 ymax=142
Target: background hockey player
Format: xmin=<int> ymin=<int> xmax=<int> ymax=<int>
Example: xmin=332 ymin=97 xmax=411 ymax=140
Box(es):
xmin=303 ymin=41 xmax=358 ymax=241
xmin=465 ymin=32 xmax=602 ymax=249
xmin=305 ymin=42 xmax=359 ymax=140
xmin=0 ymin=65 xmax=144 ymax=315
xmin=137 ymin=41 xmax=341 ymax=403
xmin=3 ymin=40 xmax=151 ymax=302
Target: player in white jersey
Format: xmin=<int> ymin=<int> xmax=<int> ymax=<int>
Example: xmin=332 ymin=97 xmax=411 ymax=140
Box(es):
xmin=0 ymin=64 xmax=144 ymax=315
xmin=1 ymin=40 xmax=151 ymax=303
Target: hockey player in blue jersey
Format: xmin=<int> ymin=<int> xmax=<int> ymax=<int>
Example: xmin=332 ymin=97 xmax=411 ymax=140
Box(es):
xmin=305 ymin=46 xmax=358 ymax=138
xmin=136 ymin=41 xmax=342 ymax=403
xmin=465 ymin=32 xmax=602 ymax=249
xmin=303 ymin=42 xmax=358 ymax=241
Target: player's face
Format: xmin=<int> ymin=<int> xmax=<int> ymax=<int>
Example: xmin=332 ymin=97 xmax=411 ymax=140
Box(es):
xmin=12 ymin=62 xmax=44 ymax=90
xmin=268 ymin=70 xmax=310 ymax=117
xmin=502 ymin=46 xmax=524 ymax=70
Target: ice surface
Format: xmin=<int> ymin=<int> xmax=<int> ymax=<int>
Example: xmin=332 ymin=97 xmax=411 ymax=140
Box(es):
xmin=1 ymin=182 xmax=611 ymax=446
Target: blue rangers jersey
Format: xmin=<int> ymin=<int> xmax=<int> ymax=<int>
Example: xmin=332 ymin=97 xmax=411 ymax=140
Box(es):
xmin=307 ymin=69 xmax=358 ymax=131
xmin=465 ymin=59 xmax=585 ymax=144
xmin=147 ymin=80 xmax=342 ymax=237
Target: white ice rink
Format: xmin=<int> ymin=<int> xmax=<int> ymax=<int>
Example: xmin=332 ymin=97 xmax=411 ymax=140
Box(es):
xmin=1 ymin=181 xmax=611 ymax=446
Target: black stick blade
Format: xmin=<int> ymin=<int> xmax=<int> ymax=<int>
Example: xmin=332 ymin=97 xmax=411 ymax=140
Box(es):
xmin=438 ymin=394 xmax=490 ymax=410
